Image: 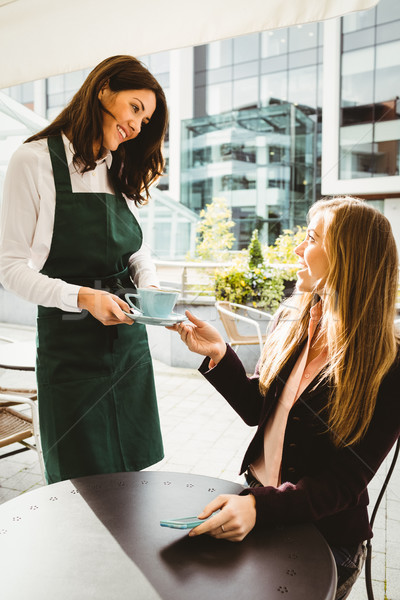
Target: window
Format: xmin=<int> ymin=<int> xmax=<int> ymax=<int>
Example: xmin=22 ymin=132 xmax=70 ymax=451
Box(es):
xmin=341 ymin=47 xmax=374 ymax=107
xmin=233 ymin=77 xmax=258 ymax=110
xmin=206 ymin=82 xmax=232 ymax=115
xmin=288 ymin=66 xmax=317 ymax=108
xmin=207 ymin=40 xmax=232 ymax=69
xmin=261 ymin=29 xmax=288 ymax=57
xmin=288 ymin=23 xmax=318 ymax=53
xmin=374 ymin=40 xmax=400 ymax=104
xmin=260 ymin=72 xmax=288 ymax=105
xmin=233 ymin=34 xmax=259 ymax=63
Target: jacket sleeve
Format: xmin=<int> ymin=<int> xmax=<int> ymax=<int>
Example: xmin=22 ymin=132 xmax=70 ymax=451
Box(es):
xmin=199 ymin=344 xmax=269 ymax=426
xmin=240 ymin=358 xmax=400 ymax=528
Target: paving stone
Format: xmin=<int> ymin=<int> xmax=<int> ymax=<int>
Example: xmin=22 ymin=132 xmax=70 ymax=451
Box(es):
xmin=386 ymin=541 xmax=400 ymax=572
xmin=387 ymin=519 xmax=400 ymax=544
xmin=386 ymin=566 xmax=400 ymax=600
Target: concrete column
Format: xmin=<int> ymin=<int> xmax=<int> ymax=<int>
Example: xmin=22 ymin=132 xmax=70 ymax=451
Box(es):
xmin=168 ymin=47 xmax=194 ymax=203
xmin=33 ymin=79 xmax=47 ymax=118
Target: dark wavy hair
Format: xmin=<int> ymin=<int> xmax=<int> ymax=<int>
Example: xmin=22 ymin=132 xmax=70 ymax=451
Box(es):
xmin=26 ymin=55 xmax=168 ymax=204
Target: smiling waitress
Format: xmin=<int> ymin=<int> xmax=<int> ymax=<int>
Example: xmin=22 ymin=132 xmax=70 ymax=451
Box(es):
xmin=0 ymin=56 xmax=168 ymax=483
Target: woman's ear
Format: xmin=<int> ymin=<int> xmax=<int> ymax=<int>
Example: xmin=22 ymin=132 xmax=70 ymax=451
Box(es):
xmin=98 ymin=81 xmax=110 ymax=101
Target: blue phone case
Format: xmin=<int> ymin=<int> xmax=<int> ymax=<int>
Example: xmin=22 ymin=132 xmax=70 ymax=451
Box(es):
xmin=160 ymin=516 xmax=205 ymax=529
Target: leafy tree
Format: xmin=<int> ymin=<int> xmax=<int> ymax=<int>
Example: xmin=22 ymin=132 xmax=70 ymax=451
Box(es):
xmin=248 ymin=229 xmax=264 ymax=269
xmin=194 ymin=197 xmax=235 ymax=261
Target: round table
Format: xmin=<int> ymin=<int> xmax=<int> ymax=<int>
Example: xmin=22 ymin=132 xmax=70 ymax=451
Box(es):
xmin=0 ymin=471 xmax=336 ymax=599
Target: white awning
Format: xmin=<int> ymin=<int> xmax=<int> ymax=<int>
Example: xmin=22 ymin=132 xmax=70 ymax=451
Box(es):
xmin=0 ymin=0 xmax=379 ymax=88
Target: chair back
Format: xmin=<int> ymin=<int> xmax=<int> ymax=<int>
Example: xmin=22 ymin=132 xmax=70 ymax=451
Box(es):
xmin=215 ymin=301 xmax=272 ymax=353
xmin=216 ymin=301 xmax=242 ymax=342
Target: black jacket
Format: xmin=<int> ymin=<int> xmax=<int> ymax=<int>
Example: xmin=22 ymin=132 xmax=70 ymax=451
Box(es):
xmin=199 ymin=344 xmax=400 ymax=546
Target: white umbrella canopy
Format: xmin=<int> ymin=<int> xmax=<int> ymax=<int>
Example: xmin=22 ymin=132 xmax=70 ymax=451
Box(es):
xmin=0 ymin=0 xmax=378 ymax=88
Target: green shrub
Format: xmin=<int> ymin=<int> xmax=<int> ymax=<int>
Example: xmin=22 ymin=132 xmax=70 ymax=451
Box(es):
xmin=214 ymin=226 xmax=306 ymax=312
xmin=264 ymin=226 xmax=306 ymax=282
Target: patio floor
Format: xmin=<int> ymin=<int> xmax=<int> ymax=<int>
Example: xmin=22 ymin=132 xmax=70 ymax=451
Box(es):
xmin=0 ymin=321 xmax=399 ymax=600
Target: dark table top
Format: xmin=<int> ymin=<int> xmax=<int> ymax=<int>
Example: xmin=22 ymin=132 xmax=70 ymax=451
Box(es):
xmin=0 ymin=471 xmax=336 ymax=600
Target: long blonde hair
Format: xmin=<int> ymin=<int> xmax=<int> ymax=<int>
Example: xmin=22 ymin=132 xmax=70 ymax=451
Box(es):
xmin=259 ymin=197 xmax=399 ymax=447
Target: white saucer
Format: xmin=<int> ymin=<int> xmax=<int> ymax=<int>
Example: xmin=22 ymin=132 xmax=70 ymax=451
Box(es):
xmin=123 ymin=309 xmax=187 ymax=326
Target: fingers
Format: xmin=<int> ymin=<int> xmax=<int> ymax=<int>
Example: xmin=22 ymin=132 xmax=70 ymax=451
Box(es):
xmin=111 ymin=294 xmax=132 ymax=314
xmin=108 ymin=295 xmax=134 ymax=324
xmin=188 ymin=496 xmax=228 ymax=537
xmin=188 ymin=495 xmax=256 ymax=542
xmin=185 ymin=310 xmax=204 ymax=327
xmin=198 ymin=495 xmax=227 ymax=519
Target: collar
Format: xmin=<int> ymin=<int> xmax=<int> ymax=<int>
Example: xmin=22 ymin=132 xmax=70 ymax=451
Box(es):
xmin=61 ymin=132 xmax=113 ymax=170
xmin=310 ymin=300 xmax=323 ymax=322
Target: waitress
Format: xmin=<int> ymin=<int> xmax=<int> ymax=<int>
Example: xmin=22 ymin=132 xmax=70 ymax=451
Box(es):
xmin=0 ymin=55 xmax=168 ymax=483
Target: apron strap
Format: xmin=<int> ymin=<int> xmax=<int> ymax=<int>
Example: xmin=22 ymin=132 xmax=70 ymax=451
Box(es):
xmin=48 ymin=135 xmax=73 ymax=194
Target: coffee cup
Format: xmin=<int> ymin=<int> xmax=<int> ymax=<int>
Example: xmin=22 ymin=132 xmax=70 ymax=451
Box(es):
xmin=125 ymin=288 xmax=179 ymax=319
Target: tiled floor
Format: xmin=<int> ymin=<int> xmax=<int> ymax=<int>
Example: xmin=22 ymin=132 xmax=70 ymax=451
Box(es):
xmin=0 ymin=322 xmax=399 ymax=600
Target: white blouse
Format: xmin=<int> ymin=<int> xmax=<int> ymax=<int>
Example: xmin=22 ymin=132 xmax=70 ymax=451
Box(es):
xmin=0 ymin=134 xmax=159 ymax=312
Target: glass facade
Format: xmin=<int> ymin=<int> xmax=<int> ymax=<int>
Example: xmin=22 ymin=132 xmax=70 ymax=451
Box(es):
xmin=139 ymin=52 xmax=170 ymax=191
xmin=181 ymin=104 xmax=314 ymax=248
xmin=340 ymin=0 xmax=400 ymax=179
xmin=187 ymin=25 xmax=323 ymax=248
xmin=194 ymin=25 xmax=323 ymax=118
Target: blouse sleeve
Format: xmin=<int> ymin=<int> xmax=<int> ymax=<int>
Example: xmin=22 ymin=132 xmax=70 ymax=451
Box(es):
xmin=0 ymin=144 xmax=81 ymax=311
xmin=128 ymin=241 xmax=160 ymax=289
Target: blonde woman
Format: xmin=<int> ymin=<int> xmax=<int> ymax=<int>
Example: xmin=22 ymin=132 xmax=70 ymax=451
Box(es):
xmin=173 ymin=197 xmax=400 ymax=600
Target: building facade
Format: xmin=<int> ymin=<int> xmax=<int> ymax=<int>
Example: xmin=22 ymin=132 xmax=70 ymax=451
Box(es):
xmin=1 ymin=0 xmax=399 ymax=257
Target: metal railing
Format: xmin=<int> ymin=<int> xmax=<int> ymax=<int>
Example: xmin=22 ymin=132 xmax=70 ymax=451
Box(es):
xmin=153 ymin=260 xmax=296 ymax=305
xmin=154 ymin=260 xmax=228 ymax=304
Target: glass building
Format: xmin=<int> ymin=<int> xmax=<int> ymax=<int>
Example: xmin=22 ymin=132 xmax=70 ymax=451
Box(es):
xmin=181 ymin=25 xmax=323 ymax=248
xmin=1 ymin=0 xmax=400 ymax=257
xmin=181 ymin=104 xmax=315 ymax=247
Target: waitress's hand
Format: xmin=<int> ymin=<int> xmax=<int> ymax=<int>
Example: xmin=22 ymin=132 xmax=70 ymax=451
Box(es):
xmin=188 ymin=494 xmax=256 ymax=542
xmin=170 ymin=311 xmax=226 ymax=365
xmin=78 ymin=287 xmax=133 ymax=326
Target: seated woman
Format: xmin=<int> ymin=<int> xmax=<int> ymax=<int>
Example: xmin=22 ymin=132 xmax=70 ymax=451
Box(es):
xmin=172 ymin=196 xmax=400 ymax=600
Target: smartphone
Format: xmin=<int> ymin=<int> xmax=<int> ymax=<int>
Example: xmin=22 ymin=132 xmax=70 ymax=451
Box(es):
xmin=160 ymin=516 xmax=207 ymax=529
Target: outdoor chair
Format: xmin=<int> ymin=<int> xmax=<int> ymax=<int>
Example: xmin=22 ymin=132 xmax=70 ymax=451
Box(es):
xmin=0 ymin=335 xmax=45 ymax=483
xmin=215 ymin=301 xmax=272 ymax=354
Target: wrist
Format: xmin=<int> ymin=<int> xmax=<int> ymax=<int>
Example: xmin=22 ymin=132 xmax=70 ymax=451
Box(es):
xmin=77 ymin=286 xmax=93 ymax=310
xmin=209 ymin=343 xmax=227 ymax=366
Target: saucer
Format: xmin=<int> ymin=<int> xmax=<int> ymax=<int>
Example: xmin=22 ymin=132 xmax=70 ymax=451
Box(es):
xmin=123 ymin=309 xmax=187 ymax=326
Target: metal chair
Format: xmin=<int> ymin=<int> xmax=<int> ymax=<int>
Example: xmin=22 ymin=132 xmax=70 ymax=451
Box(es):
xmin=0 ymin=335 xmax=45 ymax=483
xmin=215 ymin=301 xmax=272 ymax=354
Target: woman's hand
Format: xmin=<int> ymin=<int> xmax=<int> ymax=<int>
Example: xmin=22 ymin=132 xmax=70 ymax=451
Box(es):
xmin=78 ymin=287 xmax=133 ymax=326
xmin=171 ymin=311 xmax=226 ymax=365
xmin=188 ymin=494 xmax=256 ymax=542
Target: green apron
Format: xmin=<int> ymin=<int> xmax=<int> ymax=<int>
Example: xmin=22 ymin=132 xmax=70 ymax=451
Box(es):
xmin=36 ymin=135 xmax=163 ymax=483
